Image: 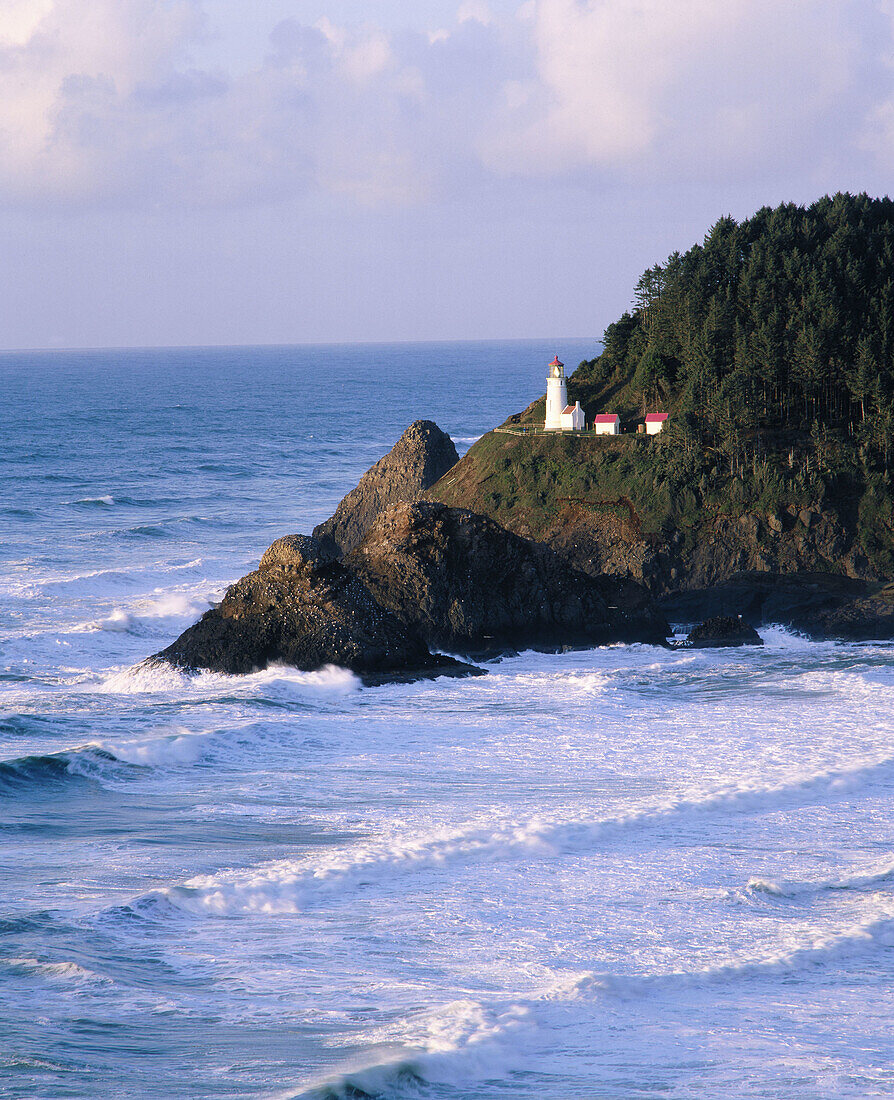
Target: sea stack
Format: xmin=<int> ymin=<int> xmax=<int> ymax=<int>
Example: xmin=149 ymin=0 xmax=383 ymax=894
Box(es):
xmin=313 ymin=420 xmax=459 ymax=557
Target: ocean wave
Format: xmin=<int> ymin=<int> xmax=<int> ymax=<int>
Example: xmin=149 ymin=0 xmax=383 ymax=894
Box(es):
xmin=282 ymin=997 xmax=533 ymax=1100
xmin=587 ymin=902 xmax=894 ymax=1000
xmin=2 ymin=957 xmax=113 ymax=986
xmin=64 ymin=495 xmax=115 ymax=507
xmin=97 ymin=661 xmax=360 ymax=698
xmin=115 ymin=524 xmax=169 ymax=539
xmin=1 ymin=507 xmax=39 ymax=518
xmin=280 ymin=899 xmax=894 ymax=1100
xmin=38 ymin=566 xmax=140 ymax=595
xmin=100 ymin=729 xmax=213 ymax=767
xmin=35 ymin=557 xmax=210 ymax=599
xmin=758 ymin=624 xmax=819 ymax=648
xmin=0 ymin=746 xmax=138 ymax=794
xmin=75 ymin=592 xmax=214 ymax=636
xmin=744 ymin=857 xmax=894 ymax=899
xmin=122 ymin=751 xmax=894 ymax=919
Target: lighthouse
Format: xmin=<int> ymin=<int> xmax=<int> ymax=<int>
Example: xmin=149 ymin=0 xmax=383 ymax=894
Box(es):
xmin=544 ymin=355 xmax=568 ymax=431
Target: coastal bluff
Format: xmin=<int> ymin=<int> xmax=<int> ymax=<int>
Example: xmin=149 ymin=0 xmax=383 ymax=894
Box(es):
xmin=346 ymin=500 xmax=669 ymax=655
xmin=150 ymin=422 xmax=671 ymax=682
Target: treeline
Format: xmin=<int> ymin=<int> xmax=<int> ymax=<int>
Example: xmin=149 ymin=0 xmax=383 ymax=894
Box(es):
xmin=579 ymin=192 xmax=894 ymax=463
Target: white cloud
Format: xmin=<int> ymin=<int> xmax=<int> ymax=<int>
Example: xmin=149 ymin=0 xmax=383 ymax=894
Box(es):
xmin=0 ymin=0 xmax=890 ymax=211
xmin=483 ymin=0 xmax=868 ymax=178
xmin=0 ymin=0 xmax=202 ymax=202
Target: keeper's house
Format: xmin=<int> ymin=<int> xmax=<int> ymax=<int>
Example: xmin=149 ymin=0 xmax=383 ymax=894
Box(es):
xmin=560 ymin=402 xmax=586 ymax=431
xmin=593 ymin=413 xmax=620 ymax=436
xmin=645 ymin=413 xmax=669 ymax=435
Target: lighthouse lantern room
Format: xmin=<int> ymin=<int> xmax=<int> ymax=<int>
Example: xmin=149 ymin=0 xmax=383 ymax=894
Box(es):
xmin=544 ymin=355 xmax=567 ymax=431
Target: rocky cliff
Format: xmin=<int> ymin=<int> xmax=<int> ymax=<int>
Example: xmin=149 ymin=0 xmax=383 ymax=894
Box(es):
xmin=151 ymin=498 xmax=670 ymax=681
xmin=346 ymin=500 xmax=669 ymax=656
xmin=427 ymin=428 xmax=894 ymax=634
xmin=152 ymin=534 xmax=477 ymax=684
xmin=313 ymin=420 xmax=458 ymax=556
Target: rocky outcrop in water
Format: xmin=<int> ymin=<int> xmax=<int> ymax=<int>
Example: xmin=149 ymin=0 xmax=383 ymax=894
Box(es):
xmin=152 ymin=534 xmax=479 ymax=685
xmin=346 ymin=500 xmax=670 ymax=656
xmin=151 ymin=505 xmax=670 ymax=681
xmin=313 ymin=420 xmax=458 ymax=557
xmin=663 ymin=571 xmax=894 ymax=641
xmin=151 ymin=423 xmax=676 ymax=681
xmin=684 ymin=615 xmax=763 ymax=648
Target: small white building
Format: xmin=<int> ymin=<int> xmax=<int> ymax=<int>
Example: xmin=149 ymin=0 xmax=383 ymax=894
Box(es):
xmin=560 ymin=401 xmax=585 ymax=431
xmin=544 ymin=355 xmax=568 ymax=431
xmin=593 ymin=413 xmax=620 ymax=436
xmin=645 ymin=413 xmax=669 ymax=435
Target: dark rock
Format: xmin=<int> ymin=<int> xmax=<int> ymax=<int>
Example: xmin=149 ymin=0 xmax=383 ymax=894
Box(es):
xmin=346 ymin=500 xmax=671 ymax=656
xmin=151 ymin=533 xmax=481 ymax=685
xmin=313 ymin=420 xmax=459 ymax=557
xmin=685 ymin=615 xmax=763 ymax=648
xmin=661 ymin=571 xmax=863 ymax=624
xmin=658 ymin=571 xmax=894 ymax=639
xmin=790 ymin=583 xmax=894 ymax=641
xmin=428 ymin=434 xmax=876 ymax=596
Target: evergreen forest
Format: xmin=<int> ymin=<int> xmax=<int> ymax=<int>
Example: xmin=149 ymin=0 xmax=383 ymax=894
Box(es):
xmin=574 ymin=192 xmax=894 ymax=468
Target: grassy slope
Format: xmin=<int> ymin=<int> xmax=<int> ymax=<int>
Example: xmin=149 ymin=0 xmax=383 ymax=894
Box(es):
xmin=434 ymin=431 xmax=670 ymax=540
xmin=432 ymin=406 xmax=894 ymax=588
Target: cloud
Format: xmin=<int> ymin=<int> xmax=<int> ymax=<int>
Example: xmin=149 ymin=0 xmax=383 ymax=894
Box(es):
xmin=484 ymin=0 xmax=876 ymax=181
xmin=0 ymin=0 xmax=202 ymax=204
xmin=0 ymin=0 xmax=891 ymax=211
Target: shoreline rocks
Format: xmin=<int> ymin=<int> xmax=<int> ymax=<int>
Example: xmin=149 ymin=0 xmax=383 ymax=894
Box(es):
xmin=146 ymin=421 xmax=688 ymax=683
xmin=152 ymin=533 xmax=481 ymax=685
xmin=684 ymin=615 xmax=763 ymax=648
xmin=660 ymin=571 xmax=894 ymax=641
xmin=150 ymin=505 xmax=671 ymax=683
xmin=347 ymin=500 xmax=670 ymax=657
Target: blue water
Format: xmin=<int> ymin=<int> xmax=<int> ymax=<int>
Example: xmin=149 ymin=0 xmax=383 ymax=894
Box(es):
xmin=3 ymin=341 xmax=894 ymax=1099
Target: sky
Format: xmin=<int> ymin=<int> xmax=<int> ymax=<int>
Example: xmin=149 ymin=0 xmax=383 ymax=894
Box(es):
xmin=1 ymin=0 xmax=893 ymax=349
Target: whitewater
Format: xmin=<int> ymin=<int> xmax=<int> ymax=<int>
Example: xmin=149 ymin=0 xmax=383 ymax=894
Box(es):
xmin=2 ymin=341 xmax=894 ymax=1099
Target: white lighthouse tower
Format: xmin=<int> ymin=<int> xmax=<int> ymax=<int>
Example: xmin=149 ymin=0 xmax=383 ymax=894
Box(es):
xmin=544 ymin=355 xmax=568 ymax=431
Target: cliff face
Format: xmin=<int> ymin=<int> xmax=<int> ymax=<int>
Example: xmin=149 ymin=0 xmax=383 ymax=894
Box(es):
xmin=153 ymin=534 xmax=475 ymax=683
xmin=428 ymin=430 xmax=880 ymax=598
xmin=152 ymin=500 xmax=670 ymax=682
xmin=313 ymin=420 xmax=459 ymax=556
xmin=346 ymin=500 xmax=669 ymax=655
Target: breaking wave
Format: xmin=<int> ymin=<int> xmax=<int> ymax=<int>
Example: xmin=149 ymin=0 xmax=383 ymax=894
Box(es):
xmin=113 ymin=752 xmax=894 ymax=920
xmin=75 ymin=592 xmax=213 ymax=636
xmin=2 ymin=957 xmax=113 ymax=986
xmin=745 ymin=858 xmax=894 ymax=898
xmin=0 ymin=747 xmax=137 ymax=794
xmin=97 ymin=661 xmax=360 ymax=698
xmin=65 ymin=495 xmax=115 ymax=507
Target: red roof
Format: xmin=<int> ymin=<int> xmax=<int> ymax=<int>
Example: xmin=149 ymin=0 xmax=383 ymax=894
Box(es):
xmin=561 ymin=405 xmax=575 ymax=414
xmin=645 ymin=413 xmax=668 ymax=422
xmin=549 ymin=356 xmax=564 ymax=367
xmin=593 ymin=413 xmax=620 ymax=423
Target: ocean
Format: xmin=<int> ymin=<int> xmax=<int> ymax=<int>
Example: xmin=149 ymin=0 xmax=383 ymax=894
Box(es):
xmin=2 ymin=340 xmax=894 ymax=1099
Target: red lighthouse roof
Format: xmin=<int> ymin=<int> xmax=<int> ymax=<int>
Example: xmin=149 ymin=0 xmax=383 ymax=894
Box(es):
xmin=549 ymin=355 xmax=564 ymax=367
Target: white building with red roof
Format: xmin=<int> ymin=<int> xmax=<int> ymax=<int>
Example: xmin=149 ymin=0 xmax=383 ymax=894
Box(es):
xmin=560 ymin=401 xmax=586 ymax=431
xmin=645 ymin=413 xmax=669 ymax=435
xmin=593 ymin=413 xmax=620 ymax=435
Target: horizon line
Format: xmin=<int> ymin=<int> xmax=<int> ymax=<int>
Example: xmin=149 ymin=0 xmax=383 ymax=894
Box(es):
xmin=0 ymin=335 xmax=601 ymax=356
